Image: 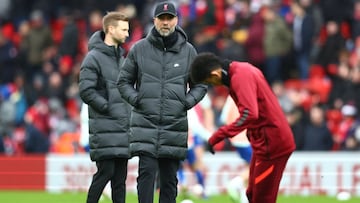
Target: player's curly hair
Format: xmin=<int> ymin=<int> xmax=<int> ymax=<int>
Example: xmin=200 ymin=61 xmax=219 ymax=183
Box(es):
xmin=190 ymin=52 xmax=222 ymax=84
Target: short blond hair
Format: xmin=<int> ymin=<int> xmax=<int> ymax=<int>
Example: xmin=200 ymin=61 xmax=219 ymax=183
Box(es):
xmin=102 ymin=11 xmax=129 ymax=33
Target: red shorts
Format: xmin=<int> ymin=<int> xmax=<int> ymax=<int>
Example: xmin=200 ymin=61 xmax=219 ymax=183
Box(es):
xmin=246 ymin=153 xmax=292 ymax=203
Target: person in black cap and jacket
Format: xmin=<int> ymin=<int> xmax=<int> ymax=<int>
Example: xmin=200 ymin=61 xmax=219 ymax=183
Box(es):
xmin=79 ymin=11 xmax=131 ymax=203
xmin=117 ymin=1 xmax=207 ymax=203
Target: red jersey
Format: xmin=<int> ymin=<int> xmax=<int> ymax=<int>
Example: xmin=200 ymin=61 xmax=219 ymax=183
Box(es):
xmin=209 ymin=61 xmax=296 ymax=160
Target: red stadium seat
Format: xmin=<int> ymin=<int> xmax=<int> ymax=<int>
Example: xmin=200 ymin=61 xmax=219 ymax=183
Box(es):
xmin=309 ymin=64 xmax=325 ymax=79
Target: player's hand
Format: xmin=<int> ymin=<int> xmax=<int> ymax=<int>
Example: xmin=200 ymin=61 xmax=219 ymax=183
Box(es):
xmin=206 ymin=141 xmax=215 ymax=155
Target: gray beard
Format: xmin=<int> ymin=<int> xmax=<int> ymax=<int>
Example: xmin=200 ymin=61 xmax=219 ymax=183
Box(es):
xmin=156 ymin=27 xmax=175 ymax=37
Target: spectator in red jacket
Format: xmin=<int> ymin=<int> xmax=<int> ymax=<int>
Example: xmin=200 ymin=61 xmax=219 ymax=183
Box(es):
xmin=189 ymin=52 xmax=296 ymax=203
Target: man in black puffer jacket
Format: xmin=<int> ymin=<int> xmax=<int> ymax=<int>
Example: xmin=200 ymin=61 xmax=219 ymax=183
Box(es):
xmin=78 ymin=12 xmax=131 ymax=203
xmin=117 ymin=2 xmax=207 ymax=203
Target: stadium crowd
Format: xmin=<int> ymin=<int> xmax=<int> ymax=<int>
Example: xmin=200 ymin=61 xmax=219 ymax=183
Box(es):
xmin=0 ymin=0 xmax=360 ymax=155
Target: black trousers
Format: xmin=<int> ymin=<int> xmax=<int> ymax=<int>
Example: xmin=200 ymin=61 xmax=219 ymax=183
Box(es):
xmin=86 ymin=158 xmax=128 ymax=203
xmin=137 ymin=155 xmax=180 ymax=203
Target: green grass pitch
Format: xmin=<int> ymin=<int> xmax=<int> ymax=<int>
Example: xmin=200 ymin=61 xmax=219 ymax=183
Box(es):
xmin=1 ymin=190 xmax=360 ymax=203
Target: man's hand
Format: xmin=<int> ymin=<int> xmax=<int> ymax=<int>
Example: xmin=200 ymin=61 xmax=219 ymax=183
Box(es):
xmin=206 ymin=141 xmax=215 ymax=154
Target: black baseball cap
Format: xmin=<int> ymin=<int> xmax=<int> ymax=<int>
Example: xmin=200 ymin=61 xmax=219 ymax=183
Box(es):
xmin=154 ymin=2 xmax=177 ymax=17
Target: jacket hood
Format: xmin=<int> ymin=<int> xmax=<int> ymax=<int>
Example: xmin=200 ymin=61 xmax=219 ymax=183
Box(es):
xmin=88 ymin=30 xmax=124 ymax=56
xmin=147 ymin=25 xmax=188 ymax=52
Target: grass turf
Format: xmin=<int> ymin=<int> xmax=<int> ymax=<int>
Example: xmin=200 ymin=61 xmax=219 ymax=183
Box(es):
xmin=0 ymin=190 xmax=359 ymax=203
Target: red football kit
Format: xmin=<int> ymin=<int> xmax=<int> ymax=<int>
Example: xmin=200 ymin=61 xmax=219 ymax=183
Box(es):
xmin=208 ymin=61 xmax=296 ymax=203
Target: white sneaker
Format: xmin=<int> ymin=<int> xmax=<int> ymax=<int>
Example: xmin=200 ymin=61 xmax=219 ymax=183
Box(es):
xmin=226 ymin=176 xmax=248 ymax=203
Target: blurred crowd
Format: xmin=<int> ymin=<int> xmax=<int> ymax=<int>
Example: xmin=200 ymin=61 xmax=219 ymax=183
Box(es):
xmin=0 ymin=0 xmax=360 ymax=155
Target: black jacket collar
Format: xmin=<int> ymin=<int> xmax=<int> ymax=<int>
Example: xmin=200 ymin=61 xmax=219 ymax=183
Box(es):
xmin=221 ymin=59 xmax=231 ymax=87
xmin=147 ymin=26 xmax=188 ymax=52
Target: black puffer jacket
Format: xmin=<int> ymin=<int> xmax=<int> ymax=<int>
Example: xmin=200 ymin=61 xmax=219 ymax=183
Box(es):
xmin=117 ymin=26 xmax=207 ymax=160
xmin=79 ymin=31 xmax=131 ymax=161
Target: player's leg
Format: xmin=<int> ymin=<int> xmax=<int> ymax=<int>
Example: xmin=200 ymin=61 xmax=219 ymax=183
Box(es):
xmin=227 ymin=145 xmax=252 ymax=203
xmin=235 ymin=145 xmax=252 ymax=164
xmin=246 ymin=155 xmax=256 ymax=202
xmin=191 ymin=135 xmax=206 ymax=194
xmin=178 ymin=147 xmax=193 ymax=187
xmin=177 ymin=161 xmax=185 ymax=185
xmin=248 ymin=153 xmax=291 ymax=203
xmin=102 ymin=182 xmax=112 ymax=201
xmin=182 ymin=135 xmax=208 ymax=198
xmin=235 ymin=144 xmax=252 ymax=186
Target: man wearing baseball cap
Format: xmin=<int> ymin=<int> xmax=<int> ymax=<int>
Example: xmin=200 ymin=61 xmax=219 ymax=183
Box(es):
xmin=117 ymin=1 xmax=207 ymax=203
xmin=154 ymin=1 xmax=177 ymax=17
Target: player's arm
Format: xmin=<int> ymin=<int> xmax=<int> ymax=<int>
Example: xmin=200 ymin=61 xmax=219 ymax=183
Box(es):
xmin=209 ymin=66 xmax=258 ymax=146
